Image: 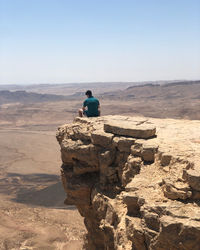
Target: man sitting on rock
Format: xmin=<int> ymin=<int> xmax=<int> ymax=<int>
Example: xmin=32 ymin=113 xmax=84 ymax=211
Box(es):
xmin=79 ymin=90 xmax=100 ymax=117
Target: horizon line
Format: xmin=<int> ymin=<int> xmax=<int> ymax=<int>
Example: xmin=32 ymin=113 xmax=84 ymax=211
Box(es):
xmin=0 ymin=79 xmax=200 ymax=86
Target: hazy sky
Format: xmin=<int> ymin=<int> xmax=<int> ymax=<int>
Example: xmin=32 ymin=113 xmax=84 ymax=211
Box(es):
xmin=0 ymin=0 xmax=200 ymax=84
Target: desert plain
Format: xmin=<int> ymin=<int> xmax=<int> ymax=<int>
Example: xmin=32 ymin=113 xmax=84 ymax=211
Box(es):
xmin=0 ymin=80 xmax=200 ymax=249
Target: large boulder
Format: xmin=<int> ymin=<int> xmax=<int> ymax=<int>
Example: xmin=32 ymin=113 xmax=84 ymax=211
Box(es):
xmin=104 ymin=120 xmax=156 ymax=139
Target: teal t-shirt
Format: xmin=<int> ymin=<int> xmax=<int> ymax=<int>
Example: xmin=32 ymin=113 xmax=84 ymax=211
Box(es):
xmin=83 ymin=96 xmax=100 ymax=117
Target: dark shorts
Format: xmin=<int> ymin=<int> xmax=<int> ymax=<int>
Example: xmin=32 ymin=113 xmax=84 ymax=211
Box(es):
xmin=83 ymin=110 xmax=99 ymax=117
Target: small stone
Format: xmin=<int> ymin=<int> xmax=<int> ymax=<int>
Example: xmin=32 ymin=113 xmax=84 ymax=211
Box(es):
xmin=122 ymin=192 xmax=140 ymax=216
xmin=162 ymin=181 xmax=192 ymax=200
xmin=160 ymin=153 xmax=172 ymax=166
xmin=113 ymin=136 xmax=135 ymax=152
xmin=91 ymin=130 xmax=114 ymax=147
xmin=184 ymin=167 xmax=200 ymax=191
xmin=130 ymin=140 xmax=144 ymax=156
xmin=141 ymin=143 xmax=158 ymax=162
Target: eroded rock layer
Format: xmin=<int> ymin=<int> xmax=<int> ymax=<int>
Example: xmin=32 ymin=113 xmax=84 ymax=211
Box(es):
xmin=56 ymin=116 xmax=200 ymax=250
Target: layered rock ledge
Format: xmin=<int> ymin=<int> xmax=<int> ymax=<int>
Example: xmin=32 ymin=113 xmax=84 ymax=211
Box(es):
xmin=56 ymin=115 xmax=200 ymax=250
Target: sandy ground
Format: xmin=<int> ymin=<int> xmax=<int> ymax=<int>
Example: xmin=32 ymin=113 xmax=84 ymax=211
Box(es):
xmin=0 ymin=126 xmax=86 ymax=250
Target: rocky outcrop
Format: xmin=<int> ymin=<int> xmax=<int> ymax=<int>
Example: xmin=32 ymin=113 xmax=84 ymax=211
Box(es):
xmin=56 ymin=115 xmax=200 ymax=250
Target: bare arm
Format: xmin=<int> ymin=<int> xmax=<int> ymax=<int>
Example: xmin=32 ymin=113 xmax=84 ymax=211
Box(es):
xmin=98 ymin=104 xmax=100 ymax=116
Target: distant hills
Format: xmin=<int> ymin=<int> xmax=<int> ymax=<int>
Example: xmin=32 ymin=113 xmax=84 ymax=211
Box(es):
xmin=0 ymin=80 xmax=200 ymax=121
xmin=0 ymin=80 xmax=199 ymax=107
xmin=0 ymin=90 xmax=67 ymax=105
xmin=0 ymin=80 xmax=195 ymax=96
xmin=101 ymin=80 xmax=200 ymax=100
xmin=96 ymin=80 xmax=200 ymax=120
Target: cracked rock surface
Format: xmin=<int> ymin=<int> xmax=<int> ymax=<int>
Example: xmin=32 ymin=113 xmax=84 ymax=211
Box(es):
xmin=56 ymin=115 xmax=200 ymax=250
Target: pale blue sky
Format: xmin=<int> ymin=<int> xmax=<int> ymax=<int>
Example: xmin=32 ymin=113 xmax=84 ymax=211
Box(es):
xmin=0 ymin=0 xmax=200 ymax=84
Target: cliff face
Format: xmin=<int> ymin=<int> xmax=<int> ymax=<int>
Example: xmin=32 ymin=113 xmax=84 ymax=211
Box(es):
xmin=56 ymin=115 xmax=200 ymax=250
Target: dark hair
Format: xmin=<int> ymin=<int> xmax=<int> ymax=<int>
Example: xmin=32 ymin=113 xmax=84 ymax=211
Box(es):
xmin=85 ymin=90 xmax=92 ymax=97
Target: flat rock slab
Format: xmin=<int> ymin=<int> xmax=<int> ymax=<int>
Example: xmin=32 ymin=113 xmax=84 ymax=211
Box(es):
xmin=104 ymin=121 xmax=156 ymax=139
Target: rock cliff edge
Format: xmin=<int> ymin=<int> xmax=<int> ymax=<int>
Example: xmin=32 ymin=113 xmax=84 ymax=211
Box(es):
xmin=56 ymin=115 xmax=200 ymax=250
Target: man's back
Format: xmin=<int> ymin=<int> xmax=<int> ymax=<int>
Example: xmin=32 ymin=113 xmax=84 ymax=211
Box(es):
xmin=83 ymin=96 xmax=99 ymax=117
